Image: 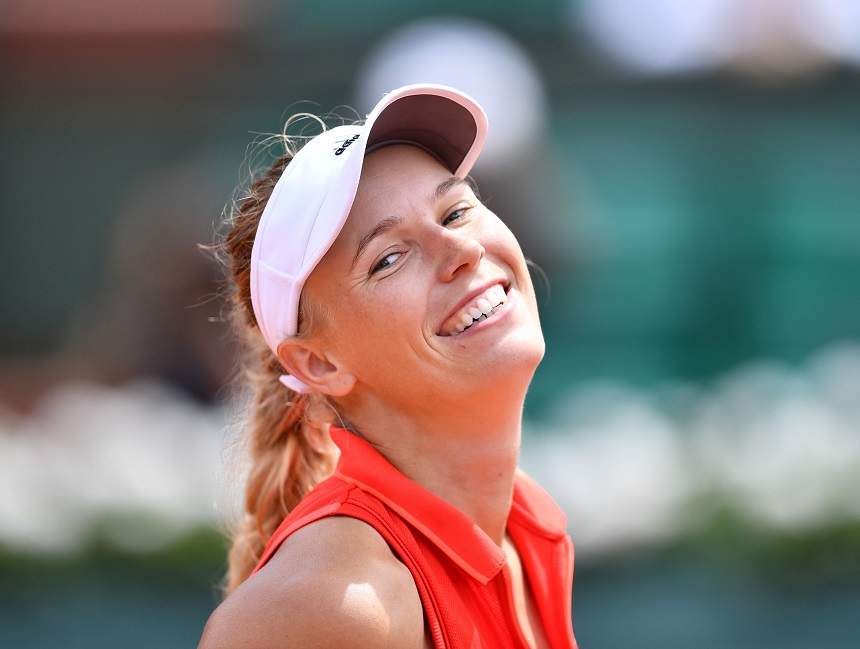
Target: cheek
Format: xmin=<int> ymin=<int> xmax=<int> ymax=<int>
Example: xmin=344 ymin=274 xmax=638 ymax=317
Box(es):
xmin=338 ymin=284 xmax=433 ymax=384
xmin=498 ymin=220 xmax=526 ymax=260
xmin=485 ymin=215 xmax=530 ymax=280
xmin=488 ymin=216 xmax=540 ymax=313
xmin=482 ymin=210 xmax=525 ymax=257
xmin=347 ymin=283 xmax=426 ymax=346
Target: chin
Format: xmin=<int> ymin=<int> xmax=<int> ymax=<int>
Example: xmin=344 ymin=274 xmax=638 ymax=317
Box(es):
xmin=470 ymin=333 xmax=545 ymax=393
xmin=522 ymin=333 xmax=547 ymax=374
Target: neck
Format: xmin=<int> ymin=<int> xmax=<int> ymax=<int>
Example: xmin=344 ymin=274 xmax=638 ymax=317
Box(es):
xmin=343 ymin=390 xmax=525 ymax=547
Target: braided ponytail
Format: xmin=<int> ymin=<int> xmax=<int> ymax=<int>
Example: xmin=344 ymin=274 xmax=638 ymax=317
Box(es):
xmin=203 ymin=121 xmax=341 ymax=599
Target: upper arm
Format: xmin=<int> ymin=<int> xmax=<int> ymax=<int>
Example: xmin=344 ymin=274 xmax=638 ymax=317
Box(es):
xmin=198 ymin=580 xmax=413 ymax=649
xmin=197 ymin=517 xmax=425 ymax=649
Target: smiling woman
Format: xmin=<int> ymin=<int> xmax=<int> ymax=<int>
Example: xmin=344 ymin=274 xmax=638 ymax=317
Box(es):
xmin=198 ymin=84 xmax=579 ymax=649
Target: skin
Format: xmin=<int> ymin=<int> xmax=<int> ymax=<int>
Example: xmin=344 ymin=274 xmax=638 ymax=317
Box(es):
xmin=280 ymin=142 xmax=546 ymax=546
xmin=199 ymin=143 xmax=549 ymax=649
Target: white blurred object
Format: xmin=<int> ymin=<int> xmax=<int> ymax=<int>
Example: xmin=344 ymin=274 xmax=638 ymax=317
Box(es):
xmin=0 ymin=341 xmax=858 ymax=559
xmin=523 ymin=384 xmax=691 ymax=553
xmin=728 ymin=0 xmax=833 ymax=78
xmin=691 ymin=357 xmax=860 ymax=530
xmin=572 ymin=0 xmax=734 ymax=75
xmin=571 ymin=0 xmax=860 ymax=78
xmin=0 ymin=379 xmax=229 ymax=553
xmin=789 ymin=0 xmax=860 ymax=66
xmin=356 ymin=17 xmax=547 ymax=175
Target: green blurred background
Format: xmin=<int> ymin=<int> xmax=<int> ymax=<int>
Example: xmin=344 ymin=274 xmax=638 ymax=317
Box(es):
xmin=1 ymin=1 xmax=859 ymax=647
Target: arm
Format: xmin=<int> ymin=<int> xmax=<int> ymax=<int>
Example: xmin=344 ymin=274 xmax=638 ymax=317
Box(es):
xmin=197 ymin=517 xmax=426 ymax=649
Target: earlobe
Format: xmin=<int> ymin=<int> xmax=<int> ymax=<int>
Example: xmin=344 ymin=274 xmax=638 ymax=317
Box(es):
xmin=276 ymin=339 xmax=356 ymax=397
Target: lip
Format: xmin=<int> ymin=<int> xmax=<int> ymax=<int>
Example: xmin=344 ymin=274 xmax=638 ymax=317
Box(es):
xmin=436 ymin=279 xmax=511 ymax=336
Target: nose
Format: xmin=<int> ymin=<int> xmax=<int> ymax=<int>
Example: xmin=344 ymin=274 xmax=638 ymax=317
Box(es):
xmin=434 ymin=226 xmax=485 ymax=283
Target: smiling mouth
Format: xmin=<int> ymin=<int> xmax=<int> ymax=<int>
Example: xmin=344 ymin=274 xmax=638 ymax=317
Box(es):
xmin=437 ymin=282 xmax=512 ymax=337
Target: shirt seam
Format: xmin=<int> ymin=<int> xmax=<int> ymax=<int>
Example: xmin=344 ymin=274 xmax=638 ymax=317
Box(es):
xmin=340 ymin=485 xmax=450 ymax=649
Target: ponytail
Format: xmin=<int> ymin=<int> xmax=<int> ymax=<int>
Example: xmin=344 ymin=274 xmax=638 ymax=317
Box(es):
xmin=202 ymin=122 xmax=340 ymax=599
xmin=219 ymin=346 xmax=335 ymax=598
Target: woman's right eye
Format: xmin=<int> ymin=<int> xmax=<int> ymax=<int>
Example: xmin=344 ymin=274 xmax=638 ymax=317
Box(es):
xmin=371 ymin=251 xmax=402 ymax=275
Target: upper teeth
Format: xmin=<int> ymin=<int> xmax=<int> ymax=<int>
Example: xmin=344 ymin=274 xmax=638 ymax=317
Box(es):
xmin=440 ymin=284 xmax=507 ymax=336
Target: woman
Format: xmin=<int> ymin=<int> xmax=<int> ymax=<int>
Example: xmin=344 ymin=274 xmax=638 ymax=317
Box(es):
xmin=198 ymin=83 xmax=578 ymax=649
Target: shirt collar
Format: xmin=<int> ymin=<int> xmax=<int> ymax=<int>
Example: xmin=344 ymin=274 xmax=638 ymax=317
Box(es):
xmin=329 ymin=425 xmax=568 ymax=585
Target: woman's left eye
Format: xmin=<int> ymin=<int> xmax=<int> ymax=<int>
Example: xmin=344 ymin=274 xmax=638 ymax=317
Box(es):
xmin=442 ymin=206 xmax=469 ymax=226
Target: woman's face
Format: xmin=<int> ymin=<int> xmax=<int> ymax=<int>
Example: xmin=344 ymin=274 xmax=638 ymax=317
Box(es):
xmin=300 ymin=143 xmax=545 ymax=406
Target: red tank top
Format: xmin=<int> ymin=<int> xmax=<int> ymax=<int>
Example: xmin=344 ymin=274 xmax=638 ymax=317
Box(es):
xmin=251 ymin=425 xmax=579 ymax=649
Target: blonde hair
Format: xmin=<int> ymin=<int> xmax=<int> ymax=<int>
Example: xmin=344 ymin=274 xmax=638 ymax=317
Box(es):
xmin=202 ymin=113 xmax=352 ymax=599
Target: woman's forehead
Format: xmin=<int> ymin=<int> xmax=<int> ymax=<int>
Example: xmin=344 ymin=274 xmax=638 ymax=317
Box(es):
xmin=321 ymin=144 xmax=475 ymax=271
xmin=344 ymin=147 xmax=465 ymax=230
xmin=355 ymin=146 xmax=451 ymax=207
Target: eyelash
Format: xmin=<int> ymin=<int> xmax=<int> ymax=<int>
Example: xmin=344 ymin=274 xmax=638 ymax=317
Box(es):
xmin=370 ymin=206 xmax=471 ymax=275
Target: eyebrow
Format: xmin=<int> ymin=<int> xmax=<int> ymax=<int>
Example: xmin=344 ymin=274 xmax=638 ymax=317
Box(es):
xmin=350 ymin=176 xmax=470 ymax=270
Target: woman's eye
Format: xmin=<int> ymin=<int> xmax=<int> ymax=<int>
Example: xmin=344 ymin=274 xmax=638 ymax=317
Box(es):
xmin=442 ymin=206 xmax=469 ymax=226
xmin=371 ymin=251 xmax=401 ymax=275
xmin=369 ymin=207 xmax=470 ymax=275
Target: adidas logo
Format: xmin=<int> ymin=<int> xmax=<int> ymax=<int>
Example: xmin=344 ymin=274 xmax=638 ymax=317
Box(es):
xmin=335 ymin=134 xmax=360 ymax=155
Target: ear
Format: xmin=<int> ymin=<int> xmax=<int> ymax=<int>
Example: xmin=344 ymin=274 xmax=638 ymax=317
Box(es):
xmin=276 ymin=338 xmax=356 ymax=397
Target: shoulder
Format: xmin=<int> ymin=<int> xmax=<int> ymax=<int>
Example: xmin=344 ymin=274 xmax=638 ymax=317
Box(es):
xmin=198 ymin=516 xmax=425 ymax=649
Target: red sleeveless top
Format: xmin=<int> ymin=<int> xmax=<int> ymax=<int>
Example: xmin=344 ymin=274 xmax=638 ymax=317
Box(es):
xmin=251 ymin=425 xmax=579 ymax=649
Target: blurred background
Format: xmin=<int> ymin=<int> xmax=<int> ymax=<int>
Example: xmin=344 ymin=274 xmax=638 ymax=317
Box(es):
xmin=1 ymin=0 xmax=859 ymax=647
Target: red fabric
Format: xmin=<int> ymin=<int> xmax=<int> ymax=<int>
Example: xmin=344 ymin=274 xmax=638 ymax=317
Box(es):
xmin=251 ymin=425 xmax=579 ymax=649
